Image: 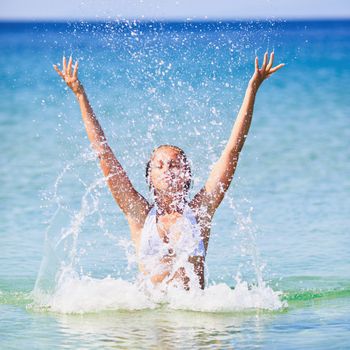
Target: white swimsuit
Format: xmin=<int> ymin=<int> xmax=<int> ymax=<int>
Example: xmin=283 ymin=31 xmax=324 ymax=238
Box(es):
xmin=138 ymin=204 xmax=206 ymax=277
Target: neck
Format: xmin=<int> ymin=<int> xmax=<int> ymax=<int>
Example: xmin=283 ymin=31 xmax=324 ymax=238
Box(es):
xmin=153 ymin=190 xmax=187 ymax=215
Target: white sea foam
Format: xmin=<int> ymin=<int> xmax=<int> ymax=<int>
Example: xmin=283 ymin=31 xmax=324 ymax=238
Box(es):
xmin=167 ymin=279 xmax=286 ymax=312
xmin=33 ymin=273 xmax=156 ymax=314
xmin=32 ymin=271 xmax=286 ymax=314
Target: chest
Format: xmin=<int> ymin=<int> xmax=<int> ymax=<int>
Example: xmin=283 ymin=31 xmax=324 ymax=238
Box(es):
xmin=156 ymin=213 xmax=183 ymax=243
xmin=140 ymin=209 xmax=201 ymax=256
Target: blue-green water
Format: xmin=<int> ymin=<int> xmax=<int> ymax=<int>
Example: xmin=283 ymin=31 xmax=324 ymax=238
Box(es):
xmin=1 ymin=20 xmax=350 ymax=349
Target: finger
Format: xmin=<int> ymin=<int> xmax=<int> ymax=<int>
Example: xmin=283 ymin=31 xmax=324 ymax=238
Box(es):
xmin=63 ymin=56 xmax=67 ymax=75
xmin=255 ymin=56 xmax=259 ymax=71
xmin=262 ymin=51 xmax=268 ymax=71
xmin=73 ymin=60 xmax=79 ymax=78
xmin=269 ymin=63 xmax=285 ymax=74
xmin=67 ymin=56 xmax=73 ymax=76
xmin=266 ymin=51 xmax=274 ymax=71
xmin=53 ymin=64 xmax=65 ymax=79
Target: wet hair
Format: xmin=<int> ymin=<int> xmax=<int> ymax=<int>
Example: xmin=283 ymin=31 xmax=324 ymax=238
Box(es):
xmin=145 ymin=144 xmax=192 ymax=193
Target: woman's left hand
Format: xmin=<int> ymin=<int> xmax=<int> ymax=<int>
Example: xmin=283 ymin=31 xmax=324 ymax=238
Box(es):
xmin=250 ymin=51 xmax=284 ymax=90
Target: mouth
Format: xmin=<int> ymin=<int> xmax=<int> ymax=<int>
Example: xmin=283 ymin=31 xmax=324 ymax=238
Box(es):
xmin=161 ymin=172 xmax=175 ymax=182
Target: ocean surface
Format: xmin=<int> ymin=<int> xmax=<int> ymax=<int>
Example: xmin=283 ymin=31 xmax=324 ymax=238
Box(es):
xmin=0 ymin=19 xmax=350 ymax=349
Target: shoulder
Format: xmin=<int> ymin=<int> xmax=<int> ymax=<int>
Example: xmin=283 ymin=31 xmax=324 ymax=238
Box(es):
xmin=127 ymin=205 xmax=154 ymax=247
xmin=189 ymin=188 xmax=216 ymax=220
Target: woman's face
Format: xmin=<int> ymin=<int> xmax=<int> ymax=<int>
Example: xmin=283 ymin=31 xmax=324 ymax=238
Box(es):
xmin=149 ymin=147 xmax=190 ymax=194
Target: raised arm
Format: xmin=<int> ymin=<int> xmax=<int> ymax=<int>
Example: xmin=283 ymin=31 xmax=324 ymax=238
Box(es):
xmin=192 ymin=52 xmax=284 ymax=214
xmin=53 ymin=56 xmax=150 ymax=233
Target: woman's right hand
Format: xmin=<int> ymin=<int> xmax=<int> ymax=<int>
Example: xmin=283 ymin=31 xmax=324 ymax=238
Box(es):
xmin=53 ymin=56 xmax=84 ymax=96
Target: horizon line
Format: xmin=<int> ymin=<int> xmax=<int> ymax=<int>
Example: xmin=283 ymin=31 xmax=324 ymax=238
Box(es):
xmin=0 ymin=16 xmax=349 ymax=23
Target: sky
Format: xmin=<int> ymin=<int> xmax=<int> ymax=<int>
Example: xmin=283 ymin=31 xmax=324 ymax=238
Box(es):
xmin=0 ymin=0 xmax=349 ymax=20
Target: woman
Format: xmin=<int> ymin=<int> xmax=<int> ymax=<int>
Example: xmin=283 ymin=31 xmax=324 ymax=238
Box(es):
xmin=53 ymin=52 xmax=284 ymax=290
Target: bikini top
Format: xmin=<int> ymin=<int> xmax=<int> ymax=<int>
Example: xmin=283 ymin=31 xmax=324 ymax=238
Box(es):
xmin=138 ymin=204 xmax=206 ymax=267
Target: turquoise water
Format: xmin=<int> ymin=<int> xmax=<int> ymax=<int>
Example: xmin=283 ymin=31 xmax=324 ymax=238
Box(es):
xmin=1 ymin=20 xmax=350 ymax=348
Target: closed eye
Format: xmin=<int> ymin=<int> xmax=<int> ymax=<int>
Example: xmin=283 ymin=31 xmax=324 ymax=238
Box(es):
xmin=153 ymin=161 xmax=163 ymax=169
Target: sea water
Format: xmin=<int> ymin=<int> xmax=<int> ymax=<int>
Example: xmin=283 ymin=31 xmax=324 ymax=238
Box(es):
xmin=0 ymin=20 xmax=350 ymax=349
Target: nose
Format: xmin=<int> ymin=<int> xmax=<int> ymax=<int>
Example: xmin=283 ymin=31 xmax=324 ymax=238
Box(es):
xmin=163 ymin=163 xmax=178 ymax=179
xmin=163 ymin=161 xmax=175 ymax=172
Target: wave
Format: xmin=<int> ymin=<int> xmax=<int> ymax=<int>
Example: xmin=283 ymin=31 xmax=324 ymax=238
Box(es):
xmin=281 ymin=276 xmax=350 ymax=302
xmin=2 ymin=275 xmax=350 ymax=314
xmin=30 ymin=273 xmax=286 ymax=314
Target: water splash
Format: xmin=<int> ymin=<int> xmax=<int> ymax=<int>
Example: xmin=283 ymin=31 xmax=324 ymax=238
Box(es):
xmin=33 ymin=155 xmax=286 ymax=314
xmin=32 ymin=269 xmax=285 ymax=314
